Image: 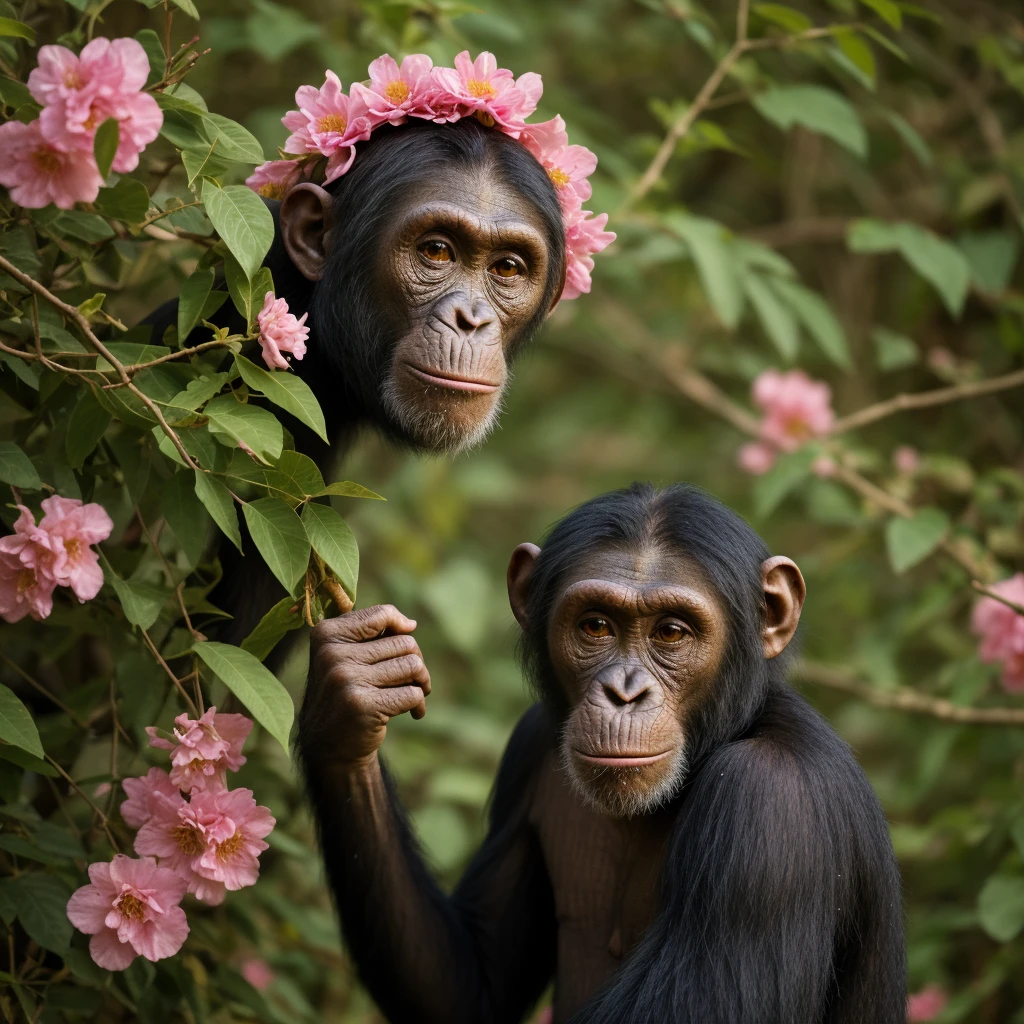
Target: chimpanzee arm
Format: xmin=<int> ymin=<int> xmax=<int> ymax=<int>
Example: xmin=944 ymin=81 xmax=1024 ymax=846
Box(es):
xmin=570 ymin=690 xmax=905 ymax=1024
xmin=300 ymin=607 xmax=556 ymax=1024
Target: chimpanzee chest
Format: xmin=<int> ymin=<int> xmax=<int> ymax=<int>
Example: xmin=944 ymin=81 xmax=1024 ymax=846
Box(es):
xmin=529 ymin=752 xmax=676 ymax=1023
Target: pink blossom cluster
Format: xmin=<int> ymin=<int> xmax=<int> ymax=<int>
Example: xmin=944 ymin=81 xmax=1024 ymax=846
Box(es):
xmin=245 ymin=52 xmax=615 ymax=302
xmin=971 ymin=573 xmax=1024 ymax=693
xmin=67 ymin=708 xmax=275 ymax=970
xmin=737 ymin=369 xmax=836 ymax=476
xmin=0 ymin=37 xmax=161 ymax=210
xmin=256 ymin=291 xmax=309 ymax=370
xmin=907 ymin=984 xmax=948 ymax=1022
xmin=0 ymin=496 xmax=113 ymax=623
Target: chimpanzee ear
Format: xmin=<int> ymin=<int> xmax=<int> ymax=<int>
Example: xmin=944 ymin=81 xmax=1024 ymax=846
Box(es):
xmin=507 ymin=542 xmax=541 ymax=630
xmin=761 ymin=555 xmax=806 ymax=659
xmin=280 ymin=183 xmax=336 ymax=282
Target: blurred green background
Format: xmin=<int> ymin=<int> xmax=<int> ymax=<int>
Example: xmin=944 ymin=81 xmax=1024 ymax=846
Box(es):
xmin=23 ymin=0 xmax=1024 ymax=1019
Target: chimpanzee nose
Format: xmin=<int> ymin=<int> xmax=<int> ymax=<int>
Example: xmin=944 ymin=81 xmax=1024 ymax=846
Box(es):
xmin=453 ymin=296 xmax=495 ymax=334
xmin=598 ymin=664 xmax=653 ymax=707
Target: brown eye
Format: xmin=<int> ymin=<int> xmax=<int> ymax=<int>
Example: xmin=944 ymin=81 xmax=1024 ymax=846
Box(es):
xmin=580 ymin=617 xmax=613 ymax=639
xmin=489 ymin=257 xmax=522 ymax=278
xmin=653 ymin=621 xmax=688 ymax=644
xmin=419 ymin=240 xmax=453 ymax=263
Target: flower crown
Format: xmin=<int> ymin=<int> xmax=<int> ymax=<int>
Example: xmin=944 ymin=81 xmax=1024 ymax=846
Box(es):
xmin=246 ymin=52 xmax=615 ymax=302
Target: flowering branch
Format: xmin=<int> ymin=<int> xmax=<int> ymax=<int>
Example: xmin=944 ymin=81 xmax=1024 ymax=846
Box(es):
xmin=972 ymin=581 xmax=1024 ymax=618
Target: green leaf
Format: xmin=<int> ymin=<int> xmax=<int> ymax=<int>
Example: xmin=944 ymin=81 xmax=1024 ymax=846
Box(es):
xmin=743 ymin=273 xmax=799 ymax=359
xmin=200 ymin=113 xmax=265 ymax=164
xmin=667 ymin=214 xmax=743 ymax=329
xmin=177 ymin=267 xmax=215 ymax=343
xmin=224 ymin=254 xmax=273 ymax=329
xmin=66 ymin=390 xmax=112 ymax=469
xmin=170 ymin=0 xmax=200 ymax=19
xmin=12 ymin=874 xmax=72 ymax=954
xmin=49 ymin=210 xmax=115 ymax=243
xmin=858 ymin=0 xmax=902 ymax=29
xmin=0 ymin=17 xmax=35 ymax=42
xmin=752 ymin=3 xmax=811 ymax=32
xmin=883 ymin=111 xmax=932 ymax=168
xmin=202 ymin=182 xmax=274 ymax=280
xmin=205 ymin=395 xmax=283 ymax=464
xmin=301 ymin=502 xmax=359 ymax=599
xmin=835 ymin=29 xmax=876 ymax=85
xmin=313 ymin=481 xmax=385 ymax=501
xmin=193 ymin=641 xmax=294 ymax=753
xmin=0 ymin=77 xmax=32 ymax=111
xmin=958 ymin=231 xmax=1019 ymax=294
xmin=234 ymin=355 xmax=327 ymax=442
xmin=269 ymin=450 xmax=326 ymax=501
xmin=195 ymin=470 xmax=242 ymax=551
xmin=161 ymin=471 xmax=208 ymax=566
xmin=93 ymin=118 xmax=120 ymax=179
xmin=753 ymin=85 xmax=868 ymax=158
xmin=182 ymin=142 xmax=233 ymax=187
xmin=752 ymin=446 xmax=818 ymax=518
xmin=872 ymin=327 xmax=918 ymax=371
xmin=107 ymin=571 xmax=168 ymax=629
xmin=884 ymin=508 xmax=949 ymax=573
xmin=241 ymin=595 xmax=305 ymax=661
xmin=167 ymin=372 xmax=229 ymax=414
xmin=135 ymin=28 xmax=165 ymax=85
xmin=771 ymin=278 xmax=852 ymax=368
xmin=0 ymin=441 xmax=41 ymax=489
xmin=848 ymin=220 xmax=971 ymax=316
xmin=978 ymin=874 xmax=1024 ymax=942
xmin=243 ymin=497 xmax=310 ymax=592
xmin=94 ymin=177 xmax=151 ymax=223
xmin=0 ymin=684 xmax=44 ymax=759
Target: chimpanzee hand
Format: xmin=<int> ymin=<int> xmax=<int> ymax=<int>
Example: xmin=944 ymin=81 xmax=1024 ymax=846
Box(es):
xmin=300 ymin=605 xmax=431 ymax=769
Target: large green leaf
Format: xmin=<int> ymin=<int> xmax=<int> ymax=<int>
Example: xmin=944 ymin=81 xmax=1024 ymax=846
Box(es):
xmin=94 ymin=178 xmax=151 ymax=223
xmin=201 ymin=182 xmax=274 ymax=280
xmin=743 ymin=273 xmax=799 ymax=360
xmin=313 ymin=481 xmax=385 ymax=501
xmin=12 ymin=874 xmax=72 ymax=954
xmin=235 ymin=355 xmax=328 ymax=442
xmin=0 ymin=17 xmax=35 ymax=42
xmin=93 ymin=118 xmax=119 ymax=179
xmin=66 ymin=390 xmax=112 ymax=469
xmin=754 ymin=85 xmax=867 ymax=158
xmin=107 ymin=571 xmax=168 ymax=630
xmin=194 ymin=470 xmax=242 ymax=551
xmin=301 ymin=502 xmax=359 ymax=599
xmin=177 ymin=267 xmax=215 ymax=342
xmin=193 ymin=641 xmax=294 ymax=753
xmin=0 ymin=441 xmax=41 ymax=489
xmin=243 ymin=497 xmax=310 ymax=592
xmin=666 ymin=214 xmax=743 ymax=329
xmin=201 ymin=113 xmax=265 ymax=164
xmin=160 ymin=471 xmax=208 ymax=566
xmin=958 ymin=231 xmax=1019 ymax=295
xmin=978 ymin=874 xmax=1024 ymax=942
xmin=0 ymin=684 xmax=43 ymax=759
xmin=224 ymin=255 xmax=273 ymax=329
xmin=884 ymin=508 xmax=949 ymax=573
xmin=770 ymin=278 xmax=852 ymax=369
xmin=241 ymin=595 xmax=305 ymax=661
xmin=205 ymin=395 xmax=283 ymax=464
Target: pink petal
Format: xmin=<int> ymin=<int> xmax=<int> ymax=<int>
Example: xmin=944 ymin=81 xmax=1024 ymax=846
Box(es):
xmin=90 ymin=927 xmax=138 ymax=970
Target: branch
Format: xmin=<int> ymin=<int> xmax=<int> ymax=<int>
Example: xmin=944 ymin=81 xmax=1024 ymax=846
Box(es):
xmin=972 ymin=580 xmax=1024 ymax=617
xmin=0 ymin=254 xmax=200 ymax=472
xmin=796 ymin=660 xmax=1024 ymax=725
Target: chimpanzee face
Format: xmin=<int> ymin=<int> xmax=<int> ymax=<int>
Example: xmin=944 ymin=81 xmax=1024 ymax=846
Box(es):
xmin=544 ymin=544 xmax=729 ymax=818
xmin=375 ymin=168 xmax=557 ymax=452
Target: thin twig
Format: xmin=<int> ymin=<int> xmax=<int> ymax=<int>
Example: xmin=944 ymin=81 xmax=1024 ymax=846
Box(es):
xmin=45 ymin=756 xmax=120 ymax=849
xmin=972 ymin=581 xmax=1024 ymax=617
xmin=141 ymin=628 xmax=199 ymax=716
xmin=0 ymin=655 xmax=87 ymax=728
xmin=796 ymin=660 xmax=1024 ymax=725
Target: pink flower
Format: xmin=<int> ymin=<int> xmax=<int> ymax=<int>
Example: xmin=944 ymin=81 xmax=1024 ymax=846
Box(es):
xmin=66 ymin=854 xmax=188 ymax=970
xmin=29 ymin=38 xmax=161 ymax=173
xmin=282 ymin=71 xmax=373 ymax=183
xmin=134 ymin=788 xmax=274 ymax=904
xmin=37 ymin=495 xmax=113 ymax=602
xmin=971 ymin=574 xmax=1024 ymax=693
xmin=351 ymin=54 xmax=436 ymax=126
xmin=241 ymin=957 xmax=275 ymax=991
xmin=811 ymin=455 xmax=836 ymax=478
xmin=430 ymin=51 xmax=542 ymax=136
xmin=257 ymin=292 xmax=309 ymax=371
xmin=562 ymin=208 xmax=616 ymax=301
xmin=893 ymin=445 xmax=920 ymax=474
xmin=752 ymin=369 xmax=834 ymax=452
xmin=737 ymin=442 xmax=777 ymax=475
xmin=146 ymin=706 xmax=252 ymax=793
xmin=121 ymin=768 xmax=180 ymax=828
xmin=522 ymin=116 xmax=597 ymax=214
xmin=0 ymin=505 xmax=59 ymax=622
xmin=245 ymin=159 xmax=302 ymax=201
xmin=907 ymin=984 xmax=948 ymax=1022
xmin=0 ymin=119 xmax=103 ymax=209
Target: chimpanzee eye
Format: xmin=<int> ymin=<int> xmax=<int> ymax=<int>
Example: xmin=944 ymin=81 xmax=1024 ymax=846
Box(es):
xmin=580 ymin=617 xmax=613 ymax=639
xmin=489 ymin=257 xmax=523 ymax=279
xmin=419 ymin=240 xmax=454 ymax=263
xmin=653 ymin=621 xmax=689 ymax=644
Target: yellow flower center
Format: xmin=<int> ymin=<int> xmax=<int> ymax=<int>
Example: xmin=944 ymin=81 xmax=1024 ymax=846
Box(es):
xmin=83 ymin=112 xmax=99 ymax=132
xmin=173 ymin=823 xmax=206 ymax=856
xmin=65 ymin=538 xmax=82 ymax=563
xmin=467 ymin=79 xmax=497 ymax=100
xmin=783 ymin=418 xmax=813 ymax=441
xmin=548 ymin=168 xmax=571 ymax=189
xmin=117 ymin=893 xmax=145 ymax=920
xmin=63 ymin=70 xmax=82 ymax=89
xmin=16 ymin=568 xmax=36 ymax=595
xmin=215 ymin=830 xmax=245 ymax=861
xmin=317 ymin=114 xmax=347 ymax=135
xmin=384 ymin=80 xmax=410 ymax=105
xmin=33 ymin=148 xmax=62 ymax=175
xmin=258 ymin=183 xmax=288 ymax=200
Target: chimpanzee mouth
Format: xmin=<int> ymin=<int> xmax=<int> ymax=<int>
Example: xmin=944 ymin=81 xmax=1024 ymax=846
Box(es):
xmin=404 ymin=363 xmax=502 ymax=394
xmin=575 ymin=750 xmax=673 ymax=768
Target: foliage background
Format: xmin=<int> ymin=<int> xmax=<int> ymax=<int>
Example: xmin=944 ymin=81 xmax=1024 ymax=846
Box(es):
xmin=2 ymin=0 xmax=1024 ymax=1020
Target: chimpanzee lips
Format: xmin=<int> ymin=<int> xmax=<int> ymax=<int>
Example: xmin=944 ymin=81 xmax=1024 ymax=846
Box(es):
xmin=404 ymin=362 xmax=502 ymax=394
xmin=574 ymin=750 xmax=673 ymax=768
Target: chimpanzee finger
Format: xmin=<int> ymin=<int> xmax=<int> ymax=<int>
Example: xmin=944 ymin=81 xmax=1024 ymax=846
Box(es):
xmin=368 ymin=653 xmax=431 ymax=693
xmin=372 ymin=684 xmax=428 ymax=720
xmin=313 ymin=604 xmax=417 ymax=645
xmin=347 ymin=633 xmax=423 ymax=666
